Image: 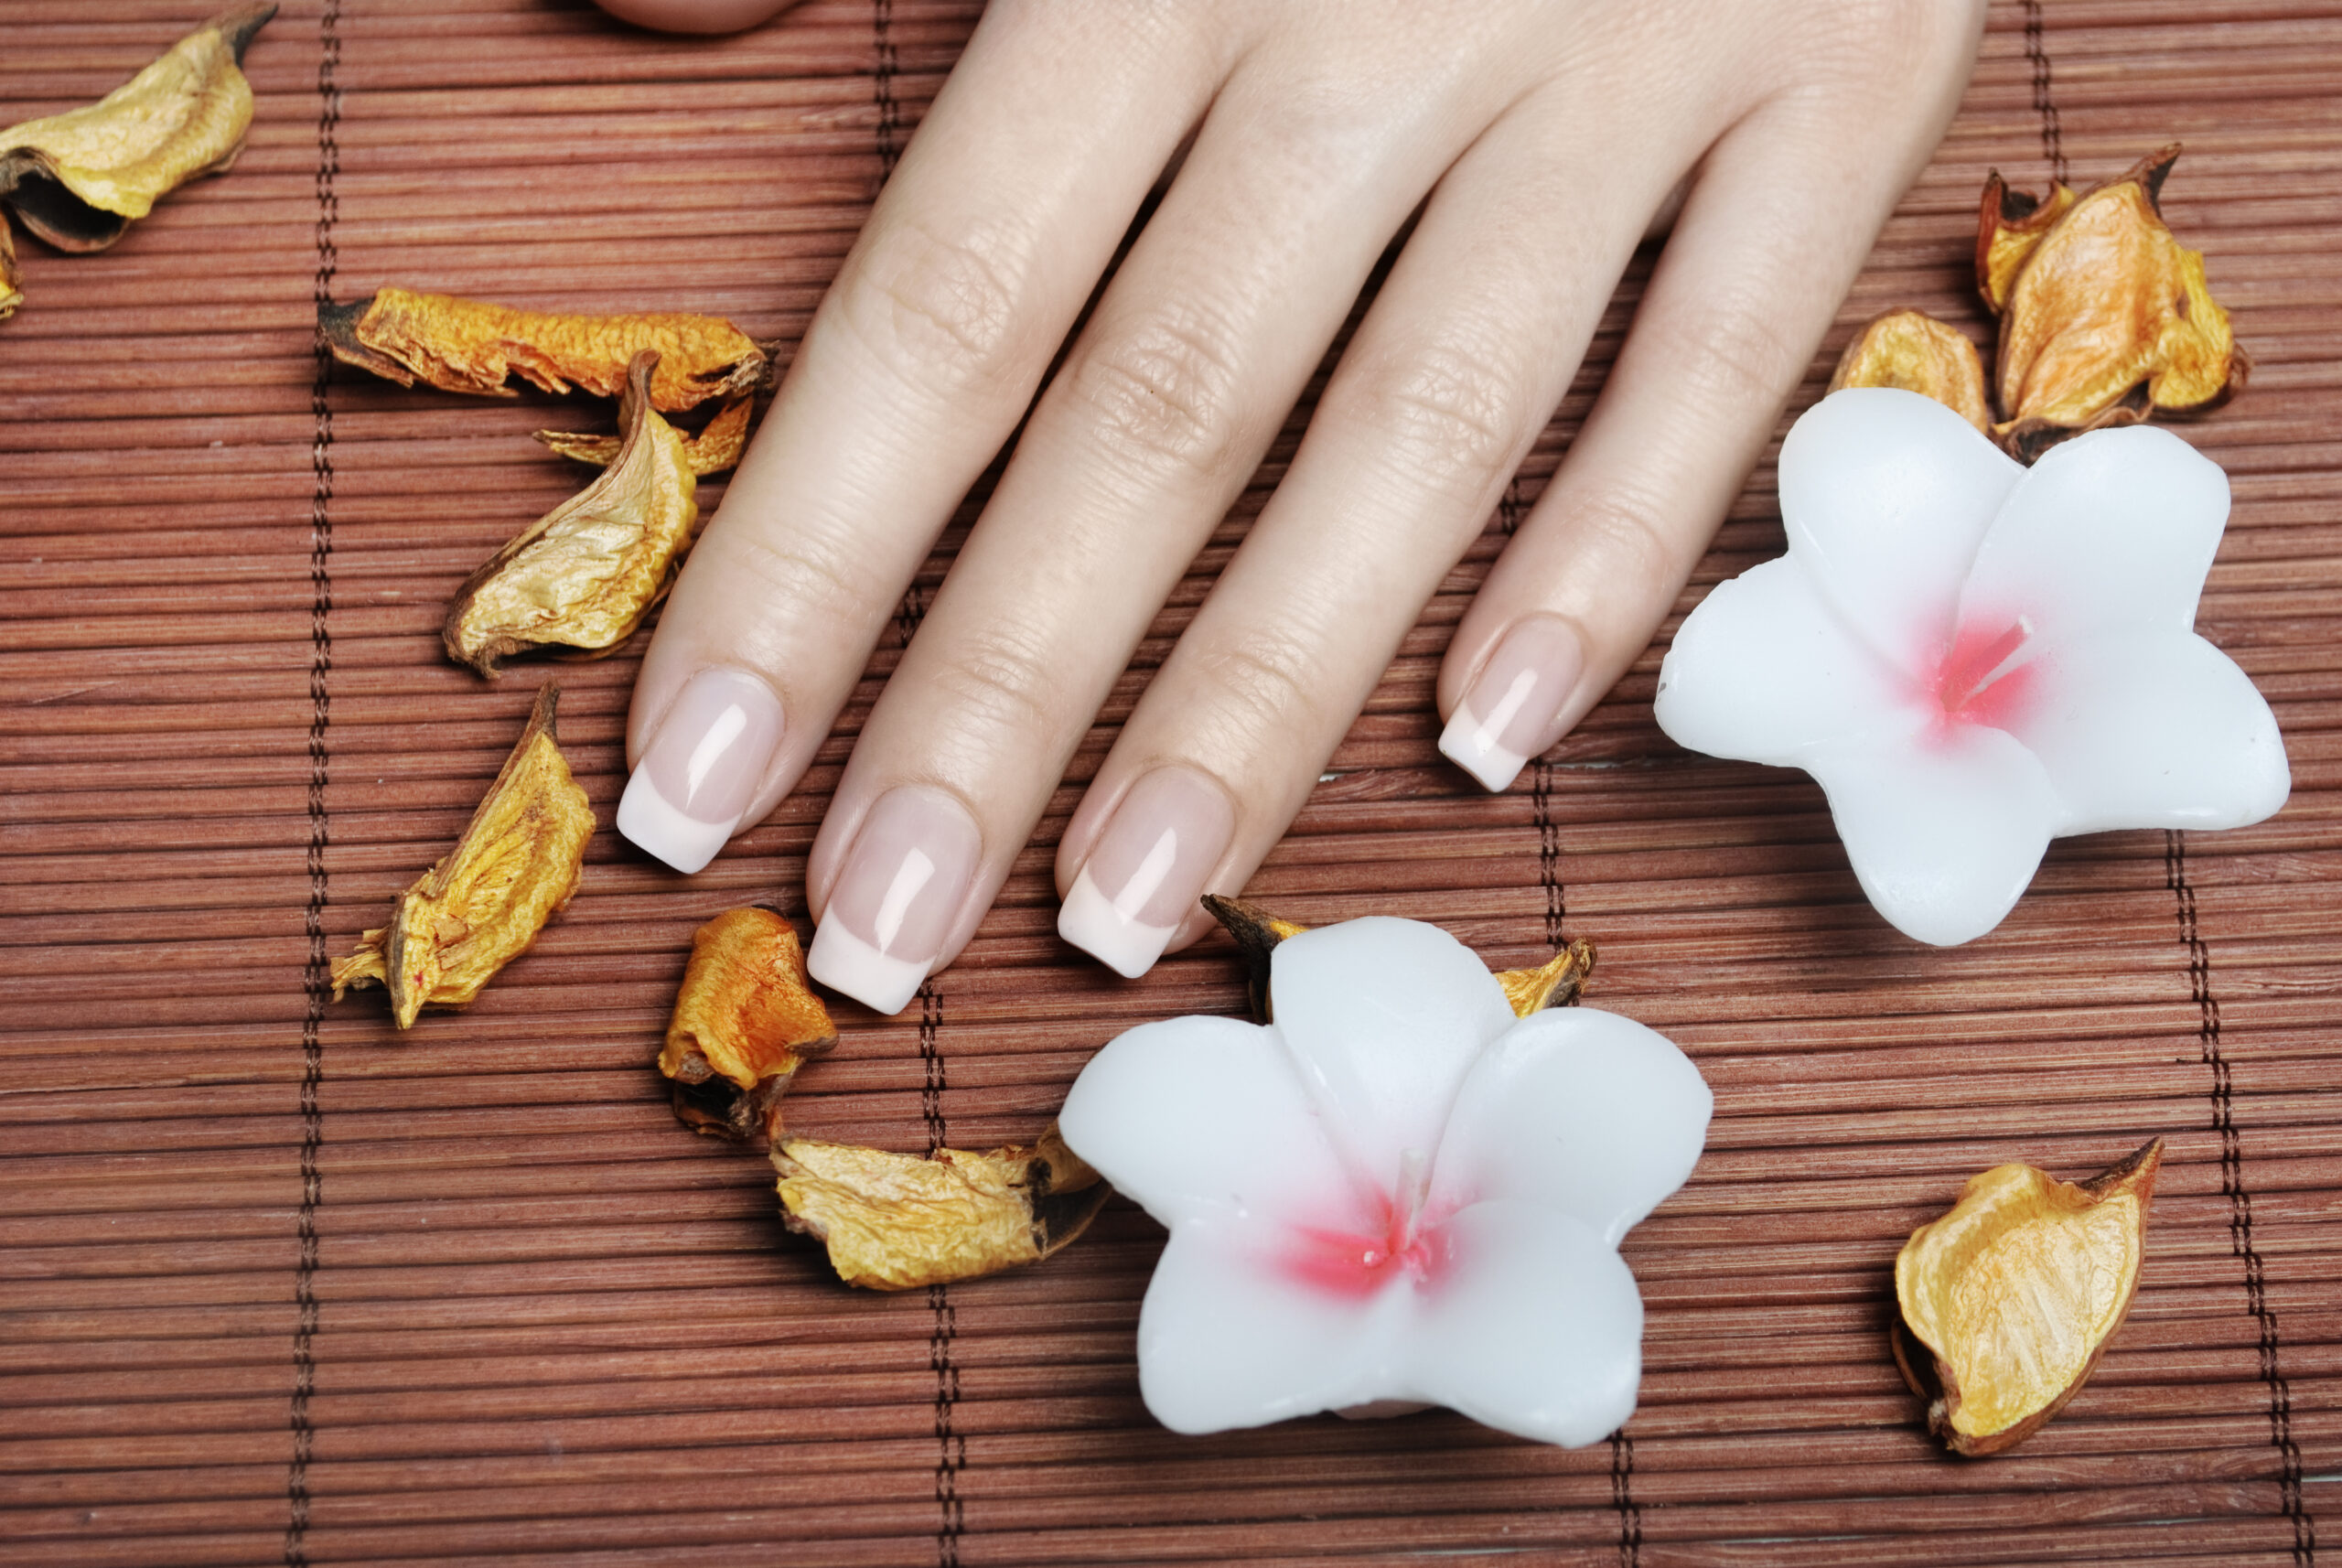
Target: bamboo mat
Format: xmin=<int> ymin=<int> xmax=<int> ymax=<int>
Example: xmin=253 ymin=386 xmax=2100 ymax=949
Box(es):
xmin=3 ymin=0 xmax=2338 ymax=1563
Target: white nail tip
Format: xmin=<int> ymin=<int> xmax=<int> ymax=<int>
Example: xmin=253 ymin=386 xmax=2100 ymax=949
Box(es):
xmin=616 ymin=768 xmax=737 ymax=875
xmin=1438 ymin=706 xmax=1528 ymax=793
xmin=1058 ymin=866 xmax=1177 ymax=980
xmin=807 ymin=918 xmax=932 ymax=1015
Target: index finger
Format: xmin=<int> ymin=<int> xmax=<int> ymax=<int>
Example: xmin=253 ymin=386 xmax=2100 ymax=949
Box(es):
xmin=616 ymin=2 xmax=1234 ymax=872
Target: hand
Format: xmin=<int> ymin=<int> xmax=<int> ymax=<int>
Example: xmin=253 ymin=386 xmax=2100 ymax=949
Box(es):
xmin=611 ymin=0 xmax=1986 ymax=1014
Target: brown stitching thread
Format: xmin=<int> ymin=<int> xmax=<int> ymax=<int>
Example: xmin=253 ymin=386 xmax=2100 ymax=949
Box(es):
xmin=285 ymin=3 xmax=340 ymax=1563
xmin=2166 ymin=832 xmax=2313 ymax=1563
xmin=1533 ymin=758 xmax=1563 ymax=946
xmin=914 ymin=982 xmax=963 ymax=1564
xmin=2020 ymin=0 xmax=2068 ymax=185
xmin=1498 ymin=474 xmax=1525 ymax=537
xmin=1608 ymin=1430 xmax=1643 ymax=1568
xmin=873 ymin=0 xmax=901 ymax=179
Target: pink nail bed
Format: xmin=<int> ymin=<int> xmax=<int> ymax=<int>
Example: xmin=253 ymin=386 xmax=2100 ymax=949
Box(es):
xmin=617 ymin=668 xmax=785 ymax=874
xmin=1058 ymin=767 xmax=1236 ymax=979
xmin=1439 ymin=617 xmax=1585 ymax=792
xmin=808 ymin=786 xmax=983 ymax=1015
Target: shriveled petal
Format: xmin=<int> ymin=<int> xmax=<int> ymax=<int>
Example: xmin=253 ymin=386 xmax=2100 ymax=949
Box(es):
xmin=1058 ymin=1015 xmax=1355 ymax=1230
xmin=1656 ymin=556 xmax=1921 ymax=765
xmin=1135 ymin=1222 xmax=1402 ymax=1434
xmin=1404 ymin=1201 xmax=1644 ymax=1448
xmin=1269 ymin=918 xmax=1517 ymax=1193
xmin=1779 ymin=389 xmax=2025 ymax=678
xmin=1807 ymin=725 xmax=2058 ymax=946
xmin=1961 ymin=424 xmax=2229 ymax=647
xmin=2012 ymin=629 xmax=2290 ymax=835
xmin=1431 ymin=1008 xmax=1711 ymax=1248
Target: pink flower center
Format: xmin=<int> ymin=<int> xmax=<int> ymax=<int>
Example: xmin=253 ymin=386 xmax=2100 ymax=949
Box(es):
xmin=1927 ymin=615 xmax=2037 ymax=731
xmin=1277 ymin=1162 xmax=1455 ymax=1300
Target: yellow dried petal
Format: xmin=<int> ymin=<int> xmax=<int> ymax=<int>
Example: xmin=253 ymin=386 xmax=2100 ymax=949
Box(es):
xmin=1990 ymin=147 xmax=2243 ymax=461
xmin=661 ymin=908 xmax=838 ymax=1143
xmin=775 ymin=1127 xmax=1107 ymax=1291
xmin=444 ymin=351 xmax=698 ymax=676
xmin=1976 ymin=175 xmax=2078 ymax=315
xmin=1894 ymin=1138 xmax=2162 ymax=1455
xmin=1495 ymin=940 xmax=1596 ymax=1017
xmin=0 ymin=6 xmax=273 ymax=252
xmin=330 ymin=685 xmax=592 ymax=1028
xmin=537 ymin=393 xmax=753 ymax=477
xmin=0 ymin=225 xmax=20 ymax=321
xmin=321 ymin=286 xmax=769 ymax=413
xmin=1828 ymin=309 xmax=1990 ymax=433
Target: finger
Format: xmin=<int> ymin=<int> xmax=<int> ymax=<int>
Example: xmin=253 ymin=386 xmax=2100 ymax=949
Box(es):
xmin=802 ymin=25 xmax=1540 ymax=1011
xmin=614 ymin=2 xmax=1232 ymax=873
xmin=1437 ymin=29 xmax=1981 ymax=791
xmin=1049 ymin=76 xmax=1717 ymax=978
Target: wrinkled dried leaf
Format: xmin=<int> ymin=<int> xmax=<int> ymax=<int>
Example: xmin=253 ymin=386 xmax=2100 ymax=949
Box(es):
xmin=1987 ymin=146 xmax=2243 ymax=461
xmin=1828 ymin=309 xmax=1990 ymax=433
xmin=775 ymin=1127 xmax=1107 ymax=1291
xmin=0 ymin=5 xmax=273 ymax=254
xmin=1893 ymin=1138 xmax=2163 ymax=1456
xmin=661 ymin=907 xmax=837 ymax=1144
xmin=320 ymin=286 xmax=770 ymax=412
xmin=0 ymin=225 xmax=20 ymax=321
xmin=1976 ymin=175 xmax=2078 ymax=314
xmin=537 ymin=392 xmax=753 ymax=477
xmin=330 ymin=685 xmax=592 ymax=1028
xmin=444 ymin=351 xmax=698 ymax=677
xmin=1199 ymin=895 xmax=1593 ymax=1025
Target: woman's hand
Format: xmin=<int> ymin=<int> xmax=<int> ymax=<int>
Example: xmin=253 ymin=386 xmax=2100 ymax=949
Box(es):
xmin=610 ymin=0 xmax=1986 ymax=1013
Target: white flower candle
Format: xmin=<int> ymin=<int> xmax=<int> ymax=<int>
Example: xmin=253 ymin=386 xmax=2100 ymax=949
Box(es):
xmin=1058 ymin=917 xmax=1711 ymax=1446
xmin=1656 ymin=388 xmax=2288 ymax=946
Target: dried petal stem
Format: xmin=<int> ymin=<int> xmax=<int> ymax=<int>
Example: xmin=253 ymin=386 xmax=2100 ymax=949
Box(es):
xmin=1893 ymin=1137 xmax=2164 ymax=1455
xmin=443 ymin=350 xmax=698 ymax=676
xmin=537 ymin=393 xmax=754 ymax=477
xmin=775 ymin=1127 xmax=1108 ymax=1291
xmin=330 ymin=685 xmax=593 ymax=1028
xmin=661 ymin=907 xmax=837 ymax=1144
xmin=0 ymin=5 xmax=274 ymax=254
xmin=321 ymin=286 xmax=771 ymax=412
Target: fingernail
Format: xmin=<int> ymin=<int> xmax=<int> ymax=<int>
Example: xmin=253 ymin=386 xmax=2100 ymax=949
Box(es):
xmin=808 ymin=786 xmax=982 ymax=1015
xmin=617 ymin=668 xmax=785 ymax=874
xmin=1439 ymin=617 xmax=1585 ymax=791
xmin=1058 ymin=766 xmax=1236 ymax=979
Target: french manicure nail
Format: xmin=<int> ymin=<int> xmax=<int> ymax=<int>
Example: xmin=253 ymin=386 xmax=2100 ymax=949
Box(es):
xmin=1058 ymin=766 xmax=1236 ymax=979
xmin=808 ymin=786 xmax=983 ymax=1015
xmin=1439 ymin=617 xmax=1585 ymax=792
xmin=617 ymin=667 xmax=785 ymax=874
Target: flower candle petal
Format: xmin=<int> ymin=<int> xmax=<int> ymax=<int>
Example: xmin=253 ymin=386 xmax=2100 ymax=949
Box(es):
xmin=2014 ymin=632 xmax=2290 ymax=834
xmin=1430 ymin=1008 xmax=1712 ymax=1248
xmin=1655 ymin=557 xmax=1924 ymax=765
xmin=1058 ymin=1015 xmax=1354 ymax=1229
xmin=1137 ymin=1223 xmax=1402 ymax=1434
xmin=1270 ymin=918 xmax=1517 ymax=1190
xmin=1779 ymin=389 xmax=2023 ymax=671
xmin=1810 ymin=727 xmax=2057 ymax=946
xmin=1406 ymin=1201 xmax=1644 ymax=1447
xmin=1961 ymin=424 xmax=2228 ymax=645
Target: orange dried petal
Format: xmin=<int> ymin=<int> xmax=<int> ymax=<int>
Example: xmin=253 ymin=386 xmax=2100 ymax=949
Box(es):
xmin=1828 ymin=309 xmax=1990 ymax=433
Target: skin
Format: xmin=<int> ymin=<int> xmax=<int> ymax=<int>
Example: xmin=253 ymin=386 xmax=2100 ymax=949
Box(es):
xmin=601 ymin=0 xmax=1987 ymax=972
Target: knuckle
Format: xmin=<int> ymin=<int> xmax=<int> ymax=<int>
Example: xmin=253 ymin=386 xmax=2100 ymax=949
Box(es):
xmin=929 ymin=624 xmax=1071 ymax=738
xmin=844 ymin=215 xmax=1038 ymax=394
xmin=1063 ymin=307 xmax=1248 ymax=483
xmin=1665 ymin=299 xmax=1802 ymax=412
xmin=1571 ymin=485 xmax=1684 ymax=589
xmin=1332 ymin=338 xmax=1524 ymax=499
xmin=1188 ymin=629 xmax=1327 ymax=752
xmin=726 ymin=523 xmax=881 ymax=626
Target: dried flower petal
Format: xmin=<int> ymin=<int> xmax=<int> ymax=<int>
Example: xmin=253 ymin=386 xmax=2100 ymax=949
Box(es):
xmin=0 ymin=5 xmax=273 ymax=256
xmin=1986 ymin=147 xmax=2243 ymax=461
xmin=1893 ymin=1138 xmax=2163 ymax=1456
xmin=774 ymin=1127 xmax=1107 ymax=1291
xmin=443 ymin=351 xmax=697 ymax=677
xmin=330 ymin=685 xmax=592 ymax=1028
xmin=537 ymin=393 xmax=753 ymax=477
xmin=1828 ymin=309 xmax=1990 ymax=433
xmin=1200 ymin=895 xmax=1593 ymax=1024
xmin=661 ymin=907 xmax=837 ymax=1143
xmin=0 ymin=225 xmax=20 ymax=321
xmin=320 ymin=286 xmax=770 ymax=413
xmin=1976 ymin=175 xmax=2078 ymax=314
